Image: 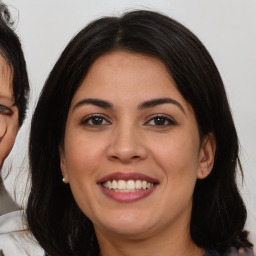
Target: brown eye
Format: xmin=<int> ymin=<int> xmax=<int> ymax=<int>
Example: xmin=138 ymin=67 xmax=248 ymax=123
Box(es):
xmin=90 ymin=116 xmax=104 ymax=125
xmin=81 ymin=115 xmax=111 ymax=126
xmin=146 ymin=115 xmax=175 ymax=127
xmin=153 ymin=117 xmax=168 ymax=126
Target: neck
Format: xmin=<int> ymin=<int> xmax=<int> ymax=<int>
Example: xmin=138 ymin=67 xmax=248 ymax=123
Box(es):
xmin=96 ymin=221 xmax=205 ymax=256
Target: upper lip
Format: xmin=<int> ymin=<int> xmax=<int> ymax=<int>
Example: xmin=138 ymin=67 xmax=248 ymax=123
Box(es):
xmin=97 ymin=172 xmax=159 ymax=184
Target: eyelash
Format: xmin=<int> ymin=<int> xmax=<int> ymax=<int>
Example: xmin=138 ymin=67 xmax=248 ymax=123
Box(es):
xmin=81 ymin=114 xmax=176 ymax=128
xmin=81 ymin=114 xmax=111 ymax=127
xmin=0 ymin=105 xmax=12 ymax=115
xmin=145 ymin=114 xmax=176 ymax=128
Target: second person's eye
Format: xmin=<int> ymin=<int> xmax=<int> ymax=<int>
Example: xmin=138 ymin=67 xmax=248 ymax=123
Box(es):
xmin=0 ymin=105 xmax=12 ymax=116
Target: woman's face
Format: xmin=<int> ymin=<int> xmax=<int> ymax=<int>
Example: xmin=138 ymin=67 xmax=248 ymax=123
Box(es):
xmin=0 ymin=55 xmax=18 ymax=168
xmin=60 ymin=51 xmax=215 ymax=240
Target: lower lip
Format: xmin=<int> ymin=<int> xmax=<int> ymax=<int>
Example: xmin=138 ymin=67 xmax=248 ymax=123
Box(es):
xmin=99 ymin=185 xmax=157 ymax=203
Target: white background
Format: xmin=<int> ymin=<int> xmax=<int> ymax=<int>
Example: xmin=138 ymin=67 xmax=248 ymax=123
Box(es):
xmin=2 ymin=0 xmax=256 ymax=246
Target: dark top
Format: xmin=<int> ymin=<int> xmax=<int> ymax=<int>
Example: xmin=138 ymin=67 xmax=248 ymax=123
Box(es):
xmin=43 ymin=246 xmax=255 ymax=256
xmin=205 ymin=246 xmax=254 ymax=256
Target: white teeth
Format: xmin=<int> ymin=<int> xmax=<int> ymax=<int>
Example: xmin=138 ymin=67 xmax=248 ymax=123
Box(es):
xmin=135 ymin=180 xmax=142 ymax=189
xmin=127 ymin=180 xmax=135 ymax=189
xmin=142 ymin=180 xmax=147 ymax=189
xmin=107 ymin=181 xmax=112 ymax=189
xmin=102 ymin=179 xmax=154 ymax=191
xmin=118 ymin=180 xmax=126 ymax=189
xmin=112 ymin=180 xmax=118 ymax=189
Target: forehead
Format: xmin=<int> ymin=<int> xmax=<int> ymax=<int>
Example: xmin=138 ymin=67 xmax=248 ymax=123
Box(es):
xmin=0 ymin=54 xmax=13 ymax=101
xmin=74 ymin=51 xmax=176 ymax=98
xmin=87 ymin=51 xmax=170 ymax=80
xmin=71 ymin=51 xmax=191 ymax=111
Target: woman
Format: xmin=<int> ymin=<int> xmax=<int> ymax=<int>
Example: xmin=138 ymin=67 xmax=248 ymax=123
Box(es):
xmin=27 ymin=10 xmax=254 ymax=256
xmin=0 ymin=2 xmax=44 ymax=255
xmin=0 ymin=2 xmax=28 ymax=167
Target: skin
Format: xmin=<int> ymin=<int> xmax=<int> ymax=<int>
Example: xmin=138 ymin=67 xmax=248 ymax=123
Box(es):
xmin=0 ymin=55 xmax=18 ymax=168
xmin=60 ymin=51 xmax=216 ymax=256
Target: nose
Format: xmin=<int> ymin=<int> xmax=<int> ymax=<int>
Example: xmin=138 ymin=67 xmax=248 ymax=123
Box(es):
xmin=106 ymin=124 xmax=147 ymax=163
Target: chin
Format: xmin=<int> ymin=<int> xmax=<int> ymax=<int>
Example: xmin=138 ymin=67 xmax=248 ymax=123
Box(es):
xmin=100 ymin=223 xmax=153 ymax=239
xmin=94 ymin=210 xmax=155 ymax=238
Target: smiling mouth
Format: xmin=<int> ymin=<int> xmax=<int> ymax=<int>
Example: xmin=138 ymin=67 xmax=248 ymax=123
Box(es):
xmin=101 ymin=179 xmax=155 ymax=192
xmin=98 ymin=172 xmax=159 ymax=202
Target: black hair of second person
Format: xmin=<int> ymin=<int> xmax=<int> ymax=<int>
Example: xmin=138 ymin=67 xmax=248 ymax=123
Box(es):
xmin=0 ymin=3 xmax=29 ymax=127
xmin=27 ymin=10 xmax=252 ymax=256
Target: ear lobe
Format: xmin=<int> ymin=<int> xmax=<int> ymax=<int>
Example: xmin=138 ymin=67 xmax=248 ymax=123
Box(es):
xmin=197 ymin=133 xmax=216 ymax=179
xmin=59 ymin=146 xmax=69 ymax=183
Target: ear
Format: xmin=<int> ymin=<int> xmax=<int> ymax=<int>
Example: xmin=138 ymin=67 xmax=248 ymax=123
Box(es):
xmin=197 ymin=133 xmax=216 ymax=179
xmin=59 ymin=146 xmax=69 ymax=183
xmin=0 ymin=115 xmax=18 ymax=167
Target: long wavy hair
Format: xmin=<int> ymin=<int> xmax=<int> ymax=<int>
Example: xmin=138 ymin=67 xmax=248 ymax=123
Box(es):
xmin=27 ymin=10 xmax=251 ymax=256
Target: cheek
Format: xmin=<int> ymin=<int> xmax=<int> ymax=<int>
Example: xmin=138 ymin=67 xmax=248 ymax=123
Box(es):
xmin=150 ymin=130 xmax=200 ymax=195
xmin=63 ymin=135 xmax=102 ymax=215
xmin=63 ymin=130 xmax=108 ymax=191
xmin=0 ymin=117 xmax=7 ymax=138
xmin=64 ymin=137 xmax=101 ymax=177
xmin=153 ymin=130 xmax=199 ymax=169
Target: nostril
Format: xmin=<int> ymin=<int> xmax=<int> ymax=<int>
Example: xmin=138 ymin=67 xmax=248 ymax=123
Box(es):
xmin=110 ymin=154 xmax=141 ymax=162
xmin=106 ymin=138 xmax=147 ymax=162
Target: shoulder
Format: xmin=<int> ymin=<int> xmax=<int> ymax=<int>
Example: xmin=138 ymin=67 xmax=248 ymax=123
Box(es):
xmin=0 ymin=210 xmax=44 ymax=256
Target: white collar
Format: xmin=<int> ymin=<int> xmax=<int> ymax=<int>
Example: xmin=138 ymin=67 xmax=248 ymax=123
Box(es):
xmin=0 ymin=210 xmax=26 ymax=235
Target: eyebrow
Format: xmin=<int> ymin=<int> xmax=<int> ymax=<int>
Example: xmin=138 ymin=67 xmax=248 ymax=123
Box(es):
xmin=73 ymin=98 xmax=113 ymax=112
xmin=138 ymin=97 xmax=186 ymax=115
xmin=73 ymin=97 xmax=186 ymax=115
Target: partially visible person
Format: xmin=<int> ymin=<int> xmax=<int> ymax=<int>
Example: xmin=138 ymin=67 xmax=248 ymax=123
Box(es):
xmin=0 ymin=2 xmax=43 ymax=255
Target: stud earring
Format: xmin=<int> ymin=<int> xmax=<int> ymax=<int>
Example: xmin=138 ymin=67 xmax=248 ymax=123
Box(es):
xmin=62 ymin=177 xmax=68 ymax=183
